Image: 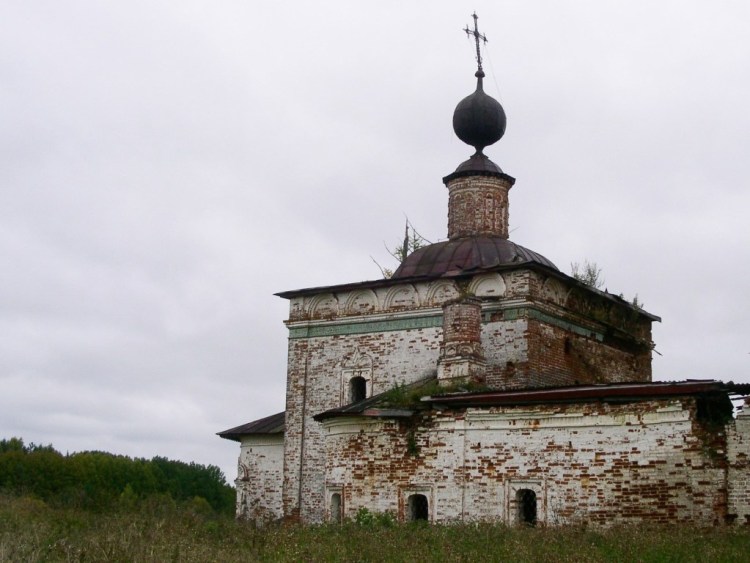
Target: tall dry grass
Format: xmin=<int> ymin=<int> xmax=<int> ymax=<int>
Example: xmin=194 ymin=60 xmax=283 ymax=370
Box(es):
xmin=1 ymin=494 xmax=748 ymax=562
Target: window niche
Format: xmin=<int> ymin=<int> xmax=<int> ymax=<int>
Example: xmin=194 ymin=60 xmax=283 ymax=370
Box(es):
xmin=350 ymin=376 xmax=367 ymax=403
xmin=330 ymin=492 xmax=342 ymax=523
xmin=340 ymin=351 xmax=373 ymax=405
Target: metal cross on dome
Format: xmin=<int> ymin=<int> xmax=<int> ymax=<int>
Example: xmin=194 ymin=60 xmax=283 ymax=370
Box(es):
xmin=463 ymin=12 xmax=488 ymax=74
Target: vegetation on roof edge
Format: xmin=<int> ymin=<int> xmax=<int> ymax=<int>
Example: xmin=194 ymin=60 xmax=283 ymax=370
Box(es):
xmin=380 ymin=379 xmax=491 ymax=410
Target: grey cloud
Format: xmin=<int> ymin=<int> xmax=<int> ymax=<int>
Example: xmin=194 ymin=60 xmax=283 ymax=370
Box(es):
xmin=1 ymin=1 xmax=748 ymax=481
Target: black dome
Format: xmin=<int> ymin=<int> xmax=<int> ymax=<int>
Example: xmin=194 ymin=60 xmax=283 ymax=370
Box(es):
xmin=452 ymin=73 xmax=506 ymax=153
xmin=391 ymin=236 xmax=558 ymax=279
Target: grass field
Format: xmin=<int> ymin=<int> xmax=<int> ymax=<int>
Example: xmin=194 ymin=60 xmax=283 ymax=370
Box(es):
xmin=1 ymin=494 xmax=749 ymax=562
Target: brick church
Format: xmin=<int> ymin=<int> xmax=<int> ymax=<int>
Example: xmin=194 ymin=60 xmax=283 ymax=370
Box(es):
xmin=219 ymin=17 xmax=750 ymax=526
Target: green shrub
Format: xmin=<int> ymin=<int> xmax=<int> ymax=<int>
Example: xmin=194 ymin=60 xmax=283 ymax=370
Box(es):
xmin=354 ymin=507 xmax=397 ymax=528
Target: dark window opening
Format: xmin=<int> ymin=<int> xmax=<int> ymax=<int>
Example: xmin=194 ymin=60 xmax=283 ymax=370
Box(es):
xmin=408 ymin=493 xmax=429 ymax=521
xmin=517 ymin=489 xmax=537 ymax=526
xmin=330 ymin=493 xmax=342 ymax=523
xmin=350 ymin=376 xmax=367 ymax=403
xmin=564 ymin=338 xmax=572 ymax=354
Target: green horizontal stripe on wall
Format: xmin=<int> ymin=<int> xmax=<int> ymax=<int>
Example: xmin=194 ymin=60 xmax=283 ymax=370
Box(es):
xmin=287 ymin=306 xmax=604 ymax=340
xmin=287 ymin=314 xmax=443 ymax=339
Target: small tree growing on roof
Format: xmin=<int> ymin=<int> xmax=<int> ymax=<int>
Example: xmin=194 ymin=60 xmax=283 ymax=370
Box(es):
xmin=373 ymin=219 xmax=430 ymax=278
xmin=570 ymin=260 xmax=604 ymax=289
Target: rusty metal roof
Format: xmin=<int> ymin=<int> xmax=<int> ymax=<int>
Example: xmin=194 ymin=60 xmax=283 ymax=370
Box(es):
xmin=274 ymin=259 xmax=554 ymax=300
xmin=392 ymin=236 xmax=558 ymax=279
xmin=313 ymin=396 xmax=416 ymax=422
xmin=220 ymin=382 xmax=727 ymax=438
xmin=217 ymin=411 xmax=285 ymax=442
xmin=315 ymin=380 xmax=726 ymax=423
xmin=424 ymin=380 xmax=726 ymax=408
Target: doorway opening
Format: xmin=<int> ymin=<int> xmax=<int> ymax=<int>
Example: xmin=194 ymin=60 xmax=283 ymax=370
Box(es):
xmin=407 ymin=493 xmax=429 ymax=521
xmin=516 ymin=489 xmax=537 ymax=526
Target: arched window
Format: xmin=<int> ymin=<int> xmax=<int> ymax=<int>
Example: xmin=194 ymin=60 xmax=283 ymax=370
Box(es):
xmin=350 ymin=376 xmax=367 ymax=403
xmin=407 ymin=493 xmax=429 ymax=521
xmin=517 ymin=489 xmax=537 ymax=526
xmin=330 ymin=493 xmax=342 ymax=523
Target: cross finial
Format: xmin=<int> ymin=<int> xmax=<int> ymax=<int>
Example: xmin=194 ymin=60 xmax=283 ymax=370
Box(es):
xmin=463 ymin=12 xmax=487 ymax=76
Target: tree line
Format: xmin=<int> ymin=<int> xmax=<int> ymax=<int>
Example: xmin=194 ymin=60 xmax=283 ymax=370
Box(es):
xmin=0 ymin=437 xmax=234 ymax=514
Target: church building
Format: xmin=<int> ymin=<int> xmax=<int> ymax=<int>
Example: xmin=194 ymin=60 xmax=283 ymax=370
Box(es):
xmin=219 ymin=17 xmax=750 ymax=526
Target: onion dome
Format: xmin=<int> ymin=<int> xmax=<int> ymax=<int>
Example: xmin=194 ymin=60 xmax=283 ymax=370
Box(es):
xmin=452 ymin=70 xmax=506 ymax=154
xmin=390 ymin=14 xmax=559 ymax=281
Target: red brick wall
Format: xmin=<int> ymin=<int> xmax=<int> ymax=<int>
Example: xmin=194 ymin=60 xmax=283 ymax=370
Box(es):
xmin=446 ymin=175 xmax=513 ymax=239
xmin=280 ymin=270 xmax=656 ymax=521
xmin=322 ymin=398 xmax=730 ymax=526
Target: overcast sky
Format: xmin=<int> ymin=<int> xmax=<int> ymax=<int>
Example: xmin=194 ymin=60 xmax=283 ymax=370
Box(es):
xmin=2 ymin=1 xmax=749 ymax=482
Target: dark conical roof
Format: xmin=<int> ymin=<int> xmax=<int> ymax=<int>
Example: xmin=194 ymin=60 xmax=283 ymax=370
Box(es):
xmin=442 ymin=152 xmax=511 ymax=184
xmin=452 ymin=71 xmax=506 ymax=153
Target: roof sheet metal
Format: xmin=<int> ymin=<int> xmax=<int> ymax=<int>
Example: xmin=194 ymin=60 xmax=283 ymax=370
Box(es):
xmin=312 ymin=393 xmax=415 ymax=422
xmin=219 ymin=381 xmax=727 ymax=438
xmin=217 ymin=411 xmax=285 ymax=442
xmin=392 ymin=236 xmax=558 ymax=279
xmin=314 ymin=380 xmax=726 ymax=423
xmin=274 ymin=242 xmax=559 ymax=300
xmin=424 ymin=380 xmax=725 ymax=408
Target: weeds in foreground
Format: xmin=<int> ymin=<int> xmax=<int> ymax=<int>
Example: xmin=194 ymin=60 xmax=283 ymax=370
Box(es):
xmin=1 ymin=494 xmax=749 ymax=562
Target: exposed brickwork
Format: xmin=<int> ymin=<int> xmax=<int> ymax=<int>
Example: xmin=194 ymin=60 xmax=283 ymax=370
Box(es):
xmin=236 ymin=435 xmax=283 ymax=524
xmin=226 ymin=242 xmax=750 ymax=528
xmin=524 ymin=319 xmax=651 ymax=388
xmin=442 ymin=298 xmax=483 ymax=345
xmin=446 ymin=175 xmax=513 ymax=239
xmin=727 ymin=403 xmax=750 ymax=524
xmin=222 ymin=79 xmax=747 ymax=527
xmin=274 ymin=270 xmax=658 ymax=522
xmin=481 ymin=317 xmax=529 ymax=389
xmin=438 ymin=298 xmax=485 ymax=385
xmin=282 ymin=325 xmax=444 ymax=522
xmin=321 ymin=398 xmax=733 ymax=526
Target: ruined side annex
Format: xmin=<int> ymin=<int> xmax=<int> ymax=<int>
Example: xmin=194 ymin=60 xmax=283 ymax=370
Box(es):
xmin=219 ymin=20 xmax=750 ymax=526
